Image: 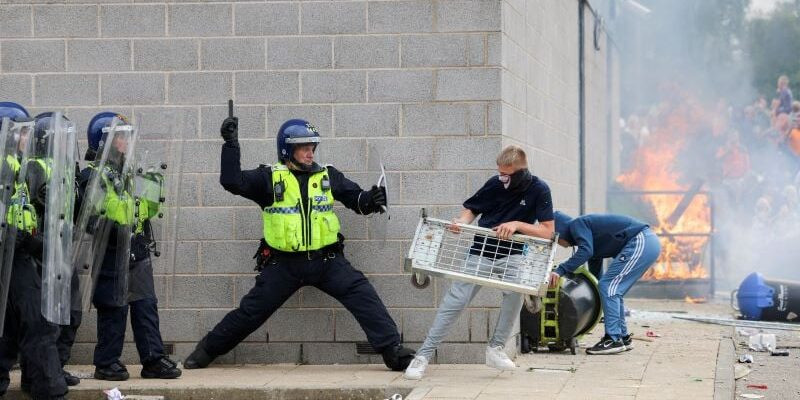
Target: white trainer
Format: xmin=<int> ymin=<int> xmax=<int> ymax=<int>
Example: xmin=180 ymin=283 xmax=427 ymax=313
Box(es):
xmin=403 ymin=355 xmax=429 ymax=380
xmin=485 ymin=345 xmax=516 ymax=371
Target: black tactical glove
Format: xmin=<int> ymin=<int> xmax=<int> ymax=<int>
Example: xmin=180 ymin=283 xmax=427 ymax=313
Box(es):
xmin=15 ymin=230 xmax=44 ymax=255
xmin=220 ymin=117 xmax=238 ymax=142
xmin=368 ymin=185 xmax=387 ymax=213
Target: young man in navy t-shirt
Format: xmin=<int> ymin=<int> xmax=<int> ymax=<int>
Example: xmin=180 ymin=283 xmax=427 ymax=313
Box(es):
xmin=404 ymin=145 xmax=554 ymax=380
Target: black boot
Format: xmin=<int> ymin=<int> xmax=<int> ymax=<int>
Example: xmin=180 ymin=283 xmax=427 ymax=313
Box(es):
xmin=141 ymin=357 xmax=182 ymax=379
xmin=63 ymin=370 xmax=80 ymax=386
xmin=183 ymin=344 xmax=214 ymax=370
xmin=94 ymin=362 xmax=129 ymax=381
xmin=381 ymin=344 xmax=416 ymax=371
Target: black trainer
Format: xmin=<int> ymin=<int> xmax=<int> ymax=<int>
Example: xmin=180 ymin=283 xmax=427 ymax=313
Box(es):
xmin=94 ymin=362 xmax=130 ymax=381
xmin=622 ymin=334 xmax=633 ymax=351
xmin=141 ymin=357 xmax=182 ymax=379
xmin=184 ymin=344 xmax=214 ymax=370
xmin=63 ymin=370 xmax=80 ymax=386
xmin=586 ymin=335 xmax=626 ymax=355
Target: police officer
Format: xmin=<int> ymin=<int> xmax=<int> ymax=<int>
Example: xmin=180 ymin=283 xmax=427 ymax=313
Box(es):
xmin=60 ymin=112 xmax=181 ymax=381
xmin=183 ymin=113 xmax=414 ymax=371
xmin=0 ymin=107 xmax=69 ymax=400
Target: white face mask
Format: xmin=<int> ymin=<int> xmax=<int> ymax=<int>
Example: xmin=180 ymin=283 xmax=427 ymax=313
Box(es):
xmin=498 ymin=174 xmax=511 ymax=189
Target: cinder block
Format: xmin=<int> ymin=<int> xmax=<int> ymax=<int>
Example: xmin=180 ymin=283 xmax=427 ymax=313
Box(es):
xmin=368 ymin=70 xmax=433 ymax=102
xmin=73 ymin=309 xmax=97 ymax=343
xmin=267 ymin=36 xmax=331 ymax=70
xmin=0 ymin=6 xmax=32 ymax=38
xmin=367 ymin=206 xmax=419 ymax=240
xmin=467 ymin=33 xmax=486 ymax=66
xmin=402 ymin=103 xmax=481 ymax=136
xmin=314 ymin=137 xmax=366 ymax=172
xmin=134 ymin=39 xmax=198 ymax=71
xmin=436 ymin=342 xmax=486 ymax=363
xmin=334 ymin=308 xmax=403 ymax=342
xmin=168 ymin=72 xmax=231 ymax=105
xmin=299 ymin=286 xmax=340 ymax=308
xmin=201 ymin=105 xmax=266 ymax=140
xmin=67 ymin=39 xmax=131 ymax=72
xmin=401 ymin=309 xmax=469 ymax=342
xmin=368 ymin=1 xmax=433 ymax=33
xmin=267 ymin=105 xmax=332 ymax=139
xmin=302 ymin=342 xmax=367 ymax=365
xmin=470 ymin=309 xmax=490 ymax=342
xmin=201 ymin=38 xmax=264 ymax=71
xmin=199 ymin=308 xmax=268 ymax=344
xmin=301 ymin=2 xmax=365 ymax=35
xmin=34 ymin=74 xmax=98 ymax=106
xmin=436 ymin=0 xmax=501 ymax=32
xmin=1 ymin=40 xmax=64 ymax=73
xmin=344 ymin=240 xmax=406 ymax=274
xmin=234 ymin=273 xmax=303 ymax=310
xmin=268 ymin=309 xmax=334 ymax=342
xmin=434 ymin=137 xmax=500 ymax=170
xmin=169 ymin=4 xmax=232 ymax=37
xmin=158 ymin=309 xmax=201 ymax=342
xmin=234 ymin=207 xmax=263 ymax=241
xmin=33 ymin=5 xmax=97 ymax=37
xmin=487 ymin=32 xmax=502 ymax=66
xmin=334 ymin=36 xmax=399 ymax=69
xmin=435 ymin=68 xmax=501 ymax=101
xmin=133 ymin=106 xmax=199 ymax=139
xmin=336 ymin=207 xmax=368 ymax=240
xmin=101 ymin=73 xmax=164 ymax=105
xmin=370 ymin=275 xmax=435 ymax=308
xmin=301 ymin=71 xmax=366 ymax=104
xmin=401 ymin=35 xmax=468 ymax=67
xmin=434 ymin=278 xmax=503 ymax=308
xmin=400 ymin=172 xmax=470 ymax=205
xmin=165 ymin=240 xmax=200 ymax=274
xmin=200 ymin=241 xmax=256 ymax=274
xmin=333 ymin=104 xmax=399 ymax=137
xmin=366 ymin=137 xmax=436 ymax=171
xmin=0 ymin=75 xmax=32 ymax=104
xmin=235 ymin=71 xmax=299 ymax=105
xmin=177 ymin=206 xmax=235 ymax=240
xmin=235 ymin=2 xmax=299 ymax=36
xmin=171 ymin=275 xmax=235 ymax=308
xmin=101 ymin=4 xmax=165 ymax=37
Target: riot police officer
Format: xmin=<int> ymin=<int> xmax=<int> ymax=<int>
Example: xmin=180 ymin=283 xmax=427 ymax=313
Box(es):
xmin=183 ymin=113 xmax=414 ymax=371
xmin=59 ymin=112 xmax=181 ymax=381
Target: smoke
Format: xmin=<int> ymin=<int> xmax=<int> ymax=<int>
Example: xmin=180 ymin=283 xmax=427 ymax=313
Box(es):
xmin=611 ymin=0 xmax=800 ymax=290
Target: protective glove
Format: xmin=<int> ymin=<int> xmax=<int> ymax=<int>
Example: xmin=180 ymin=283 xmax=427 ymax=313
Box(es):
xmin=367 ymin=185 xmax=387 ymax=213
xmin=220 ymin=117 xmax=238 ymax=142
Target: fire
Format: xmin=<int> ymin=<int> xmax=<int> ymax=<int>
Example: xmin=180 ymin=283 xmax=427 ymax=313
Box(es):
xmin=684 ymin=295 xmax=707 ymax=304
xmin=617 ymin=97 xmax=712 ymax=281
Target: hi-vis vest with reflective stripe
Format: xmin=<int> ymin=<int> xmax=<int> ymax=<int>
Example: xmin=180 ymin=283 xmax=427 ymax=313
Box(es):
xmin=5 ymin=155 xmax=48 ymax=234
xmin=88 ymin=163 xmax=136 ymax=229
xmin=262 ymin=163 xmax=340 ymax=252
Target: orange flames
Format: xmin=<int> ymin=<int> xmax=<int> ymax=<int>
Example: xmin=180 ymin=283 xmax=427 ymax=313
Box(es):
xmin=616 ymin=99 xmax=712 ymax=281
xmin=684 ymin=295 xmax=707 ymax=304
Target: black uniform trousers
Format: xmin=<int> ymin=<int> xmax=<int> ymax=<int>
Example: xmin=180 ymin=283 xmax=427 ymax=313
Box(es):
xmin=202 ymin=252 xmax=400 ymax=358
xmin=91 ymin=256 xmax=165 ymax=368
xmin=0 ymin=252 xmax=67 ymax=400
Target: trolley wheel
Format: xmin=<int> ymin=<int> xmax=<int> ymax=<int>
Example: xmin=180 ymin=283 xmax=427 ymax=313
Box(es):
xmin=547 ymin=344 xmax=566 ymax=352
xmin=411 ymin=273 xmax=430 ymax=289
xmin=520 ymin=335 xmax=532 ymax=354
xmin=569 ymin=338 xmax=577 ymax=355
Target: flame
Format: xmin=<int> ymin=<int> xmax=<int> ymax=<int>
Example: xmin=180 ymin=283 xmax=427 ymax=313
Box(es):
xmin=684 ymin=295 xmax=707 ymax=304
xmin=616 ymin=97 xmax=712 ymax=281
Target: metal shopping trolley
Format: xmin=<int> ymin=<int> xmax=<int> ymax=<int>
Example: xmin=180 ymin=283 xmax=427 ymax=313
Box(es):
xmin=404 ymin=209 xmax=558 ymax=296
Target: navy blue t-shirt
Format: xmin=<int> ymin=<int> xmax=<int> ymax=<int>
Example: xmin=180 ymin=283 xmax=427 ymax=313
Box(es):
xmin=463 ymin=175 xmax=554 ymax=259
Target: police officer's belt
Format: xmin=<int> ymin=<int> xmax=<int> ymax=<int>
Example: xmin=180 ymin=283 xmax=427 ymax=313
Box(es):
xmin=269 ymin=242 xmax=343 ymax=260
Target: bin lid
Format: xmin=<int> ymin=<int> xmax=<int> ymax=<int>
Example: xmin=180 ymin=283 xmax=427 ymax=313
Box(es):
xmin=737 ymin=272 xmax=774 ymax=320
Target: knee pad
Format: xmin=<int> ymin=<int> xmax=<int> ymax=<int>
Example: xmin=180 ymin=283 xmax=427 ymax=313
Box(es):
xmin=381 ymin=345 xmax=416 ymax=371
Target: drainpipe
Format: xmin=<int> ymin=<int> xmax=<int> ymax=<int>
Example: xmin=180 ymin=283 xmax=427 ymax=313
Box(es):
xmin=578 ymin=0 xmax=587 ymax=214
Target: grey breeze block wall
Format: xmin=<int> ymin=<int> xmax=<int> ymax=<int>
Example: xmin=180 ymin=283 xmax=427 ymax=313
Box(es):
xmin=0 ymin=0 xmax=614 ymax=364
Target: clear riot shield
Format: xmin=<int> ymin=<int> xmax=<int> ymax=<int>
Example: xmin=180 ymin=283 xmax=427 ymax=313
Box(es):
xmin=72 ymin=117 xmax=137 ymax=312
xmin=40 ymin=113 xmax=77 ymax=325
xmin=0 ymin=117 xmax=33 ymax=335
xmin=132 ymin=110 xmax=184 ymax=304
xmin=368 ymin=144 xmax=391 ymax=244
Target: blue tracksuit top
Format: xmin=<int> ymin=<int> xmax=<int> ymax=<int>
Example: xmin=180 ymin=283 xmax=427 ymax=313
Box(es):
xmin=555 ymin=214 xmax=649 ymax=275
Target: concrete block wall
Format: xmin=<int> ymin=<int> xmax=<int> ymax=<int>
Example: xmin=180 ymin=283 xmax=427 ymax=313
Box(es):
xmin=0 ymin=0 xmax=614 ymax=364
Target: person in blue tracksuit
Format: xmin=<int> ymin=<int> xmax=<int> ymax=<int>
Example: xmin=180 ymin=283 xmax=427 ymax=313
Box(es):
xmin=550 ymin=212 xmax=661 ymax=354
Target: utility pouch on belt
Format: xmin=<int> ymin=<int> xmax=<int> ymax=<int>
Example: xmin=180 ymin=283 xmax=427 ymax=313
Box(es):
xmin=253 ymin=238 xmax=272 ymax=272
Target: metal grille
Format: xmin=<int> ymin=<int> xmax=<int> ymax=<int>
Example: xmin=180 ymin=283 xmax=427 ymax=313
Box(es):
xmin=405 ymin=214 xmax=558 ymax=296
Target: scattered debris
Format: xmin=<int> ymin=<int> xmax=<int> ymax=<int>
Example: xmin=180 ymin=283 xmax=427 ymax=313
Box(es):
xmin=384 ymin=394 xmax=403 ymax=400
xmin=734 ymin=364 xmax=752 ymax=380
xmin=748 ymin=334 xmax=776 ymax=352
xmin=770 ymin=349 xmax=790 ymax=356
xmin=736 ymin=328 xmax=759 ymax=336
xmin=672 ymin=315 xmax=800 ymax=331
xmin=738 ymin=354 xmax=754 ymax=363
xmin=526 ymin=366 xmax=577 ymax=373
xmin=693 ymin=378 xmax=703 ymax=382
xmin=632 ymin=336 xmax=655 ymax=342
xmin=641 ymin=324 xmax=651 ymax=328
xmin=104 ymin=387 xmax=125 ymax=400
xmin=740 ymin=394 xmax=764 ymax=399
xmin=645 ymin=330 xmax=662 ymax=338
xmin=746 ymin=384 xmax=768 ymax=390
